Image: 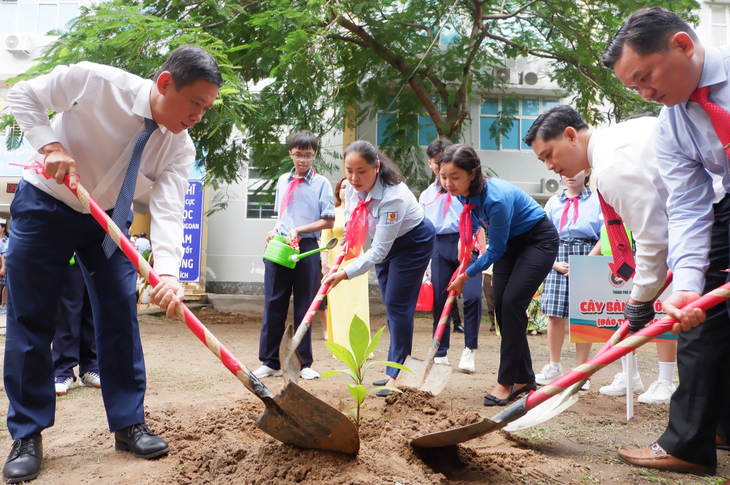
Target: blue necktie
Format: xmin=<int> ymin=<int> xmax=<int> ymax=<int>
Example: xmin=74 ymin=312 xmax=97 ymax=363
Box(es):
xmin=102 ymin=118 xmax=158 ymax=258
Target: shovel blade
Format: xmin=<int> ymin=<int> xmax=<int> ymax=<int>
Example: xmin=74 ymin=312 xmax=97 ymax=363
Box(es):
xmin=395 ymin=356 xmax=452 ymax=396
xmin=411 ymin=395 xmax=530 ymax=448
xmin=256 ymin=382 xmax=360 ymax=455
xmin=279 ymin=323 xmax=303 ymax=384
xmin=411 ymin=417 xmax=500 ymax=448
xmin=503 ymin=380 xmax=584 ymax=432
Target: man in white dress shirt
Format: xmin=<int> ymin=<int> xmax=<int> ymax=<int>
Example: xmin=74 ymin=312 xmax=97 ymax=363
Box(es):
xmin=4 ymin=45 xmax=221 ymax=483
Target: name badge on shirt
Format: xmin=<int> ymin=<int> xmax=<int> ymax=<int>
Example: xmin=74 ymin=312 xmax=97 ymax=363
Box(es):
xmin=385 ymin=212 xmax=398 ymax=224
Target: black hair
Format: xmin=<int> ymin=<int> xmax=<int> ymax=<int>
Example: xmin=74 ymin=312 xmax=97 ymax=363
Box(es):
xmin=602 ymin=8 xmax=698 ymax=69
xmin=523 ymin=105 xmax=589 ymax=147
xmin=154 ymin=45 xmax=223 ymax=90
xmin=426 ymin=138 xmax=454 ymax=159
xmin=289 ymin=130 xmax=319 ymax=152
xmin=344 ymin=140 xmax=404 ymax=186
xmin=140 ymin=232 xmax=147 ymax=238
xmin=437 ymin=144 xmax=487 ymax=199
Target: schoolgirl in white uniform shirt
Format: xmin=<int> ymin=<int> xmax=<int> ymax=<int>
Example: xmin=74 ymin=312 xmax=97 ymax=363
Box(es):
xmin=324 ymin=140 xmax=434 ymax=397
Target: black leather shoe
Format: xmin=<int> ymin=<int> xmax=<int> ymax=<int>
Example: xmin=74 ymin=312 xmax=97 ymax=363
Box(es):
xmin=376 ymin=389 xmax=392 ymax=397
xmin=3 ymin=434 xmax=42 ymax=484
xmin=114 ymin=424 xmax=169 ymax=459
xmin=372 ymin=378 xmax=389 ymax=386
xmin=453 ymin=324 xmax=465 ymax=334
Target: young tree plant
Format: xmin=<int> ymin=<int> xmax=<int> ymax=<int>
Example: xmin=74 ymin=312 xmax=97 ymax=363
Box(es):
xmin=323 ymin=315 xmax=411 ymax=431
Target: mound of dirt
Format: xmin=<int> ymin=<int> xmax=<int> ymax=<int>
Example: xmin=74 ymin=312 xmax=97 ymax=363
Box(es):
xmin=151 ymin=388 xmax=573 ymax=484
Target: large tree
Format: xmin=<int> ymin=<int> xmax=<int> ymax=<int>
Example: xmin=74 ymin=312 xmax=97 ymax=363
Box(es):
xmin=3 ymin=0 xmax=698 ymax=201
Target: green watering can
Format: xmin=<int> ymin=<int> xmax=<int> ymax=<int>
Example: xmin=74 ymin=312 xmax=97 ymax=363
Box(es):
xmin=263 ymin=236 xmax=338 ymax=269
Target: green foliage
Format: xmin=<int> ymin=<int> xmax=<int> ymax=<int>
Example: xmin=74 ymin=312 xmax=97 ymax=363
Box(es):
xmin=7 ymin=0 xmax=698 ymax=195
xmin=323 ymin=315 xmax=411 ymax=430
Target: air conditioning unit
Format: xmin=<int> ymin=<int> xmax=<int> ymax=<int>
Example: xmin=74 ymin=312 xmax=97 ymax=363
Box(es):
xmin=4 ymin=35 xmax=31 ymax=56
xmin=541 ymin=178 xmax=560 ymax=194
xmin=523 ymin=71 xmax=539 ymax=85
xmin=494 ymin=68 xmax=518 ymax=84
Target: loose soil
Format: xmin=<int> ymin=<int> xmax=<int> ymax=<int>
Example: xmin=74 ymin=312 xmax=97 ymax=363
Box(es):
xmin=0 ymin=307 xmax=727 ymax=484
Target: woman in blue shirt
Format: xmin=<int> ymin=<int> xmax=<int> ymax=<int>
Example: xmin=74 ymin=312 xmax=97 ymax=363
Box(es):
xmin=324 ymin=140 xmax=435 ymax=397
xmin=442 ymin=144 xmax=558 ymax=407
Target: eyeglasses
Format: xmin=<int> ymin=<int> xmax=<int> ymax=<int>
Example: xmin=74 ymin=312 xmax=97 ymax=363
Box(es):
xmin=291 ymin=152 xmax=316 ymax=161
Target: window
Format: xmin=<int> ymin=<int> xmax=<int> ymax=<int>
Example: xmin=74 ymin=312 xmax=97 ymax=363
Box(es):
xmin=480 ymin=97 xmax=560 ymax=151
xmin=376 ymin=108 xmax=417 ymax=147
xmin=377 ymin=96 xmax=447 ymax=147
xmin=246 ymin=180 xmax=276 ymax=219
xmin=2 ymin=1 xmax=79 ymax=35
xmin=710 ymin=5 xmax=730 ymax=46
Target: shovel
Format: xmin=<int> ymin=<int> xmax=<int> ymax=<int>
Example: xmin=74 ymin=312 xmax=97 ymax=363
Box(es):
xmin=394 ymin=244 xmax=473 ymax=395
xmin=411 ymin=279 xmax=730 ymax=448
xmin=504 ymin=271 xmax=673 ymax=432
xmin=280 ymin=242 xmax=348 ymax=384
xmin=58 ymin=174 xmax=359 ymax=455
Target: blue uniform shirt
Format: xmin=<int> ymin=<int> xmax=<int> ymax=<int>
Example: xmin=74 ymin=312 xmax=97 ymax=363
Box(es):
xmin=654 ymin=44 xmax=730 ymax=294
xmin=543 ymin=187 xmax=602 ymax=240
xmin=461 ymin=178 xmax=546 ymax=278
xmin=343 ymin=175 xmax=424 ymax=279
xmin=274 ymin=167 xmax=335 ymax=239
xmin=419 ymin=181 xmax=462 ymax=234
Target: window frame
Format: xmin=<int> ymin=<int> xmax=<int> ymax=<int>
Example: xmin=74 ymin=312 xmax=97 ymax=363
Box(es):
xmin=479 ymin=97 xmax=561 ymax=151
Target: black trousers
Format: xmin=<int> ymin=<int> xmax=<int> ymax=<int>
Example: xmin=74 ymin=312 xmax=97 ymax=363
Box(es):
xmin=493 ymin=216 xmax=558 ymax=386
xmin=657 ymin=194 xmax=730 ymax=468
xmin=259 ymin=237 xmax=319 ymax=370
xmin=52 ymin=262 xmax=98 ymax=379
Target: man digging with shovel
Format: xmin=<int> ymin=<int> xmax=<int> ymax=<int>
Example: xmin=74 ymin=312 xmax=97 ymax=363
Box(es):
xmin=3 ymin=46 xmax=221 ymax=483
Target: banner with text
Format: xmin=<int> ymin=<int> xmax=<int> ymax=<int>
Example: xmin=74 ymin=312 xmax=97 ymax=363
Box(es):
xmin=568 ymin=255 xmax=676 ymax=343
xmin=179 ymin=181 xmax=203 ymax=282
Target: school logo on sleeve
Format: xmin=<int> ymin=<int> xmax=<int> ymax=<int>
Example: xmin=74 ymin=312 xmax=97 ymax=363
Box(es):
xmin=385 ymin=212 xmax=398 ymax=224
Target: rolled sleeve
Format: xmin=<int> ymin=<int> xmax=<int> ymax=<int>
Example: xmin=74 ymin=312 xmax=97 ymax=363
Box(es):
xmin=149 ymin=150 xmax=193 ymax=276
xmin=8 ymin=63 xmax=98 ymax=152
xmin=344 ymin=198 xmax=405 ymax=279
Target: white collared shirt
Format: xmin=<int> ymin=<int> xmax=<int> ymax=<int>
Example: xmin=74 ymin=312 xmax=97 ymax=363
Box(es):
xmin=8 ymin=61 xmax=195 ymax=276
xmin=343 ymin=175 xmax=424 ymax=279
xmin=587 ymin=117 xmax=670 ymax=302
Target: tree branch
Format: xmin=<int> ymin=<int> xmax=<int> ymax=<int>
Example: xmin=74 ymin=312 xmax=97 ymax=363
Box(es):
xmin=482 ymin=0 xmax=540 ymax=20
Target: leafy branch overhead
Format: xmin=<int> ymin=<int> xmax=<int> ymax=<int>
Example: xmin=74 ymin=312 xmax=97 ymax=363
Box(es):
xmin=12 ymin=0 xmax=697 ymax=193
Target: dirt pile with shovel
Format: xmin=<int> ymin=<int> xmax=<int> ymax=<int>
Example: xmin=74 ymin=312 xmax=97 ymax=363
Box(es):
xmin=153 ymin=388 xmax=573 ymax=485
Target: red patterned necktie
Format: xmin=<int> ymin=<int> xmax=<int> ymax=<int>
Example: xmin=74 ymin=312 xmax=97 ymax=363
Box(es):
xmin=559 ymin=195 xmax=580 ymax=232
xmin=690 ymin=86 xmax=730 ymax=156
xmin=344 ymin=196 xmax=373 ymax=260
xmin=597 ymin=191 xmax=635 ymax=282
xmin=280 ymin=169 xmax=316 ymax=214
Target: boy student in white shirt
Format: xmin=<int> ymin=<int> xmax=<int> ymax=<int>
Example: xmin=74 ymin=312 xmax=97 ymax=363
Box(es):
xmin=255 ymin=130 xmax=335 ymax=381
xmin=5 ymin=46 xmax=222 ymax=483
xmin=524 ymin=107 xmax=684 ymax=406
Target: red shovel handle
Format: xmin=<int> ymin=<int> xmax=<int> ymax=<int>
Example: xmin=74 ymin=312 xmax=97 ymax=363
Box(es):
xmin=526 ymin=279 xmax=730 ymax=409
xmin=595 ymin=270 xmax=673 ymax=356
xmin=62 ymin=178 xmax=273 ymax=398
xmin=432 ymin=241 xmax=474 ymax=342
xmin=290 ymin=243 xmax=348 ymax=348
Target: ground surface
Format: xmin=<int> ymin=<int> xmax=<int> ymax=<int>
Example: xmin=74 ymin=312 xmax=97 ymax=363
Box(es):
xmin=0 ymin=307 xmax=728 ymax=484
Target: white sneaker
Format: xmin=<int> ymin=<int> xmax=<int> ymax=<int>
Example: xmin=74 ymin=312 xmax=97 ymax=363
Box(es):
xmin=637 ymin=379 xmax=676 ymax=404
xmin=55 ymin=376 xmax=74 ymax=396
xmin=599 ymin=372 xmax=644 ymax=396
xmin=79 ymin=371 xmax=101 ymax=388
xmin=535 ymin=362 xmax=563 ymax=385
xmin=458 ymin=348 xmax=476 ymax=373
xmin=252 ymin=365 xmax=283 ymax=378
xmin=580 ymin=378 xmax=590 ymax=391
xmin=434 ymin=356 xmax=450 ymax=365
xmin=299 ymin=367 xmax=321 ymax=380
